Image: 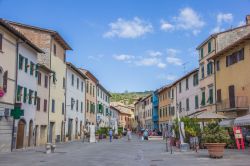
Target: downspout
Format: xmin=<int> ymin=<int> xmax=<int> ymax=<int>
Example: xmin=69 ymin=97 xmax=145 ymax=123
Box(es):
xmin=64 ymin=65 xmax=67 ymax=141
xmin=11 ymin=38 xmax=19 ymax=151
xmin=47 ymin=36 xmax=52 ymax=143
xmin=214 ymin=37 xmax=217 ymax=113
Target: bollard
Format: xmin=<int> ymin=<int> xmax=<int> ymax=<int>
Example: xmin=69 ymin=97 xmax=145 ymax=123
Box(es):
xmin=51 ymin=144 xmax=56 ymax=153
xmin=45 ymin=143 xmax=51 ymax=154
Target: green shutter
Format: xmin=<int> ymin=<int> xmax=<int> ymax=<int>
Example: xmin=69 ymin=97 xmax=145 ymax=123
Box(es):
xmin=201 ymin=92 xmax=205 ymax=106
xmin=28 ymin=90 xmax=33 ymax=104
xmin=19 ymin=54 xmax=23 ymax=70
xmin=208 ymin=41 xmax=211 ymax=53
xmin=30 ymin=62 xmax=34 ymax=75
xmin=35 ymin=64 xmax=38 ymax=77
xmin=17 ymin=85 xmax=22 ymax=101
xmin=34 ymin=91 xmax=37 ymax=105
xmin=23 ymin=87 xmax=27 ymax=103
xmin=209 ymin=89 xmax=213 ymax=104
xmin=195 ymin=95 xmax=198 ymax=108
xmin=200 ymin=48 xmax=203 ymax=59
xmin=25 ymin=58 xmax=28 ymax=73
xmin=53 ymin=72 xmax=56 ymax=84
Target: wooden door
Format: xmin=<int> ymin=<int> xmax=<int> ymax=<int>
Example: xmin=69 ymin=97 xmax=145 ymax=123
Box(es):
xmin=16 ymin=120 xmax=25 ymax=149
xmin=49 ymin=122 xmax=54 ymax=143
xmin=229 ymin=85 xmax=235 ymax=108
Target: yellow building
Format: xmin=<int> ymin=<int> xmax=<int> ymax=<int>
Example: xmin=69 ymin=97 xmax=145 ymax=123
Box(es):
xmin=9 ymin=21 xmax=72 ymax=143
xmin=158 ymin=85 xmax=172 ymax=131
xmin=211 ymin=33 xmax=250 ymax=119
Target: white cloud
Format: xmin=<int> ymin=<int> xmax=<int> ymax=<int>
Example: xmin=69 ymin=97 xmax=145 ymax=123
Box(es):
xmin=113 ymin=54 xmax=135 ymax=62
xmin=238 ymin=21 xmax=245 ymax=27
xmin=166 ymin=48 xmax=183 ymax=66
xmin=210 ymin=26 xmax=224 ymax=34
xmin=217 ymin=13 xmax=233 ymax=24
xmin=157 ymin=74 xmax=177 ymax=81
xmin=157 ymin=62 xmax=167 ymax=68
xmin=103 ymin=17 xmax=153 ymax=38
xmin=136 ymin=57 xmax=166 ymax=69
xmin=148 ymin=50 xmax=162 ymax=57
xmin=88 ymin=54 xmax=104 ymax=61
xmin=160 ymin=20 xmax=175 ymax=31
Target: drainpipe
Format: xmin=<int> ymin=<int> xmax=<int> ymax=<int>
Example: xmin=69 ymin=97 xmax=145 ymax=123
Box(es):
xmin=214 ymin=37 xmax=217 ymax=114
xmin=47 ymin=37 xmax=52 ymax=143
xmin=64 ymin=65 xmax=67 ymax=142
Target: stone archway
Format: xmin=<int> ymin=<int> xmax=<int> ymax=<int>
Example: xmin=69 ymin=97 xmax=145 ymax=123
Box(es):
xmin=16 ymin=119 xmax=26 ymax=149
xmin=28 ymin=120 xmax=33 ymax=147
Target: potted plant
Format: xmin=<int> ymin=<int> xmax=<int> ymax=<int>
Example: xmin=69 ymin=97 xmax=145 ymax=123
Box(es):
xmin=202 ymin=122 xmax=230 ymax=158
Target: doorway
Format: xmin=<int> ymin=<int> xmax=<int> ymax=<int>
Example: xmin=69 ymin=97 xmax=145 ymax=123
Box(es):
xmin=16 ymin=119 xmax=26 ymax=149
xmin=68 ymin=119 xmax=73 ymax=140
xmin=28 ymin=120 xmax=33 ymax=147
xmin=49 ymin=122 xmax=54 ymax=143
xmin=229 ymin=85 xmax=235 ymax=108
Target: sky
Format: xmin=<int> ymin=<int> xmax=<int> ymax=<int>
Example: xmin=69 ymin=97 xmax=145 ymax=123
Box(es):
xmin=0 ymin=0 xmax=250 ymax=92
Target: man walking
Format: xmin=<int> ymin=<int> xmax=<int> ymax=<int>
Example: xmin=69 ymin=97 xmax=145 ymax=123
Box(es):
xmin=109 ymin=129 xmax=113 ymax=142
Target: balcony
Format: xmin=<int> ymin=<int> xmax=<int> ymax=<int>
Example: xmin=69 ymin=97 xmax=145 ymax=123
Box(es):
xmin=216 ymin=96 xmax=249 ymax=112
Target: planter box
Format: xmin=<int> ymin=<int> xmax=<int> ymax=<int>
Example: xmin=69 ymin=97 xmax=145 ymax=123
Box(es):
xmin=205 ymin=143 xmax=226 ymax=158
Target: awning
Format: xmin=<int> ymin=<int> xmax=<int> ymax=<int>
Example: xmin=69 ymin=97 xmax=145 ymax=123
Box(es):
xmin=195 ymin=112 xmax=228 ymax=120
xmin=219 ymin=119 xmax=234 ymax=127
xmin=234 ymin=114 xmax=250 ymax=126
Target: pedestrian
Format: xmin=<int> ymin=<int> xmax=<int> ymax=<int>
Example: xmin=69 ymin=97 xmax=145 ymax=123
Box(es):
xmin=109 ymin=129 xmax=113 ymax=142
xmin=127 ymin=128 xmax=132 ymax=141
xmin=143 ymin=129 xmax=149 ymax=140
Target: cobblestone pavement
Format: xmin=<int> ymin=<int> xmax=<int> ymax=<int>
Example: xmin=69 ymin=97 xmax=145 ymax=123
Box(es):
xmin=0 ymin=136 xmax=250 ymax=166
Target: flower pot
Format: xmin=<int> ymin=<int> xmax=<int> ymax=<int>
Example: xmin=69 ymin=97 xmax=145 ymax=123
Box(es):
xmin=205 ymin=143 xmax=226 ymax=158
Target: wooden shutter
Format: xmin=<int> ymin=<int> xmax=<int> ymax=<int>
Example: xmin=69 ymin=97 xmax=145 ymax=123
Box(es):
xmin=3 ymin=71 xmax=8 ymax=92
xmin=23 ymin=87 xmax=27 ymax=103
xmin=217 ymin=89 xmax=221 ymax=103
xmin=34 ymin=91 xmax=37 ymax=105
xmin=36 ymin=97 xmax=40 ymax=111
xmin=44 ymin=99 xmax=47 ymax=112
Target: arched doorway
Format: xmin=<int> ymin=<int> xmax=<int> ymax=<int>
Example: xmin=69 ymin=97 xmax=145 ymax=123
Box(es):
xmin=28 ymin=120 xmax=33 ymax=147
xmin=16 ymin=119 xmax=26 ymax=149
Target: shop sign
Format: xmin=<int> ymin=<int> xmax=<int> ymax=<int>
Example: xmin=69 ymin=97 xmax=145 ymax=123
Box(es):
xmin=233 ymin=126 xmax=245 ymax=151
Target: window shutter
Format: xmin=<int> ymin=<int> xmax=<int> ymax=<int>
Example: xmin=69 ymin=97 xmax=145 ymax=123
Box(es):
xmin=3 ymin=71 xmax=8 ymax=92
xmin=35 ymin=64 xmax=38 ymax=77
xmin=226 ymin=56 xmax=229 ymax=67
xmin=19 ymin=54 xmax=23 ymax=70
xmin=28 ymin=90 xmax=33 ymax=104
xmin=25 ymin=58 xmax=28 ymax=72
xmin=217 ymin=89 xmax=222 ymax=103
xmin=17 ymin=85 xmax=22 ymax=101
xmin=23 ymin=87 xmax=27 ymax=103
xmin=34 ymin=91 xmax=37 ymax=105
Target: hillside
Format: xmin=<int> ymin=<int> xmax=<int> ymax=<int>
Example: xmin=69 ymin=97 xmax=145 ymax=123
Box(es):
xmin=110 ymin=91 xmax=153 ymax=105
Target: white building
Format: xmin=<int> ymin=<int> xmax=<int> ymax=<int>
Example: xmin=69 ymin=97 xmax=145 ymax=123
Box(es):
xmin=65 ymin=62 xmax=86 ymax=141
xmin=175 ymin=69 xmax=199 ymax=118
xmin=110 ymin=106 xmax=120 ymax=133
xmin=15 ymin=37 xmax=44 ymax=149
xmin=96 ymin=84 xmax=111 ymax=128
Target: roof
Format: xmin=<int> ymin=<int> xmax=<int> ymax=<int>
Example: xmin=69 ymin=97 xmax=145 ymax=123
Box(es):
xmin=210 ymin=33 xmax=250 ymax=60
xmin=78 ymin=68 xmax=99 ymax=84
xmin=0 ymin=19 xmax=44 ymax=53
xmin=157 ymin=84 xmax=172 ymax=93
xmin=6 ymin=20 xmax=72 ymax=50
xmin=66 ymin=62 xmax=88 ymax=80
xmin=172 ymin=68 xmax=199 ymax=85
xmin=97 ymin=83 xmax=111 ymax=97
xmin=196 ymin=24 xmax=250 ymax=50
xmin=37 ymin=63 xmax=53 ymax=73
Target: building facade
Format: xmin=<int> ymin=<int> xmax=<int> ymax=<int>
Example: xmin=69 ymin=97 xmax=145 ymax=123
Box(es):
xmin=152 ymin=91 xmax=159 ymax=130
xmin=65 ymin=63 xmax=86 ymax=141
xmin=143 ymin=94 xmax=153 ymax=130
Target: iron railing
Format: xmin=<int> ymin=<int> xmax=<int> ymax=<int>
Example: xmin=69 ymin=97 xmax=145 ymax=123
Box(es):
xmin=216 ymin=96 xmax=249 ymax=111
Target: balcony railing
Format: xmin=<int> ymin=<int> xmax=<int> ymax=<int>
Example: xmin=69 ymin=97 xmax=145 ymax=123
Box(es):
xmin=216 ymin=96 xmax=249 ymax=112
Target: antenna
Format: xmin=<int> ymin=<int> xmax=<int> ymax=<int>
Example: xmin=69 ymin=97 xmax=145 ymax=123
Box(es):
xmin=182 ymin=62 xmax=189 ymax=74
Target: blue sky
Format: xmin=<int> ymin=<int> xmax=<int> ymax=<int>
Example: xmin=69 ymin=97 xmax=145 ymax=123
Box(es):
xmin=1 ymin=0 xmax=250 ymax=92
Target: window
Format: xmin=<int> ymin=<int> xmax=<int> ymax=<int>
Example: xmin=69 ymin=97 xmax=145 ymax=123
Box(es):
xmin=201 ymin=64 xmax=204 ymax=79
xmin=195 ymin=95 xmax=199 ymax=109
xmin=16 ymin=85 xmax=22 ymax=102
xmin=36 ymin=97 xmax=40 ymax=111
xmin=87 ymin=100 xmax=89 ymax=112
xmin=0 ymin=33 xmax=2 ymax=51
xmin=34 ymin=91 xmax=37 ymax=105
xmin=90 ymin=83 xmax=92 ymax=95
xmin=208 ymin=41 xmax=211 ymax=53
xmin=51 ymin=99 xmax=55 ymax=113
xmin=76 ymin=100 xmax=79 ymax=111
xmin=44 ymin=75 xmax=48 ymax=88
xmin=18 ymin=54 xmax=24 ymax=70
xmin=28 ymin=90 xmax=33 ymax=104
xmin=200 ymin=48 xmax=204 ymax=59
xmin=159 ymin=108 xmax=162 ymax=118
xmin=93 ymin=86 xmax=95 ymax=97
xmin=62 ymin=102 xmax=65 ymax=115
xmin=71 ymin=98 xmax=74 ymax=110
xmin=77 ymin=78 xmax=79 ymax=89
xmin=86 ymin=82 xmax=89 ymax=93
xmin=63 ymin=77 xmax=66 ymax=89
xmin=186 ymin=98 xmax=189 ymax=111
xmin=179 ymin=102 xmax=182 ymax=112
xmin=37 ymin=72 xmax=41 ymax=85
xmin=71 ymin=74 xmax=74 ymax=86
xmin=52 ymin=72 xmax=56 ymax=84
xmin=23 ymin=87 xmax=27 ymax=103
xmin=193 ymin=73 xmax=199 ymax=86
xmin=171 ymin=89 xmax=174 ymax=99
xmin=216 ymin=60 xmax=220 ymax=71
xmin=81 ymin=102 xmax=83 ymax=113
xmin=201 ymin=91 xmax=205 ymax=106
xmin=226 ymin=48 xmax=244 ymax=67
xmin=24 ymin=58 xmax=28 ymax=73
xmin=53 ymin=44 xmax=56 ymax=55
xmin=217 ymin=89 xmax=222 ymax=103
xmin=44 ymin=99 xmax=47 ymax=112
xmin=208 ymin=88 xmax=213 ymax=104
xmin=207 ymin=62 xmax=213 ymax=76
xmin=30 ymin=62 xmax=34 ymax=76
xmin=179 ymin=82 xmax=182 ymax=93
xmin=186 ymin=78 xmax=189 ymax=90
xmin=81 ymin=82 xmax=83 ymax=92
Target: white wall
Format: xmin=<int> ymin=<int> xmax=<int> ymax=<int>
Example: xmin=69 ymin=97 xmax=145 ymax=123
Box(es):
xmin=97 ymin=86 xmax=110 ymax=127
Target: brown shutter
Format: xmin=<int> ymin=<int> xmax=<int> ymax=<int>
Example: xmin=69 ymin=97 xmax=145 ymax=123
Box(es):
xmin=3 ymin=71 xmax=8 ymax=92
xmin=217 ymin=89 xmax=221 ymax=103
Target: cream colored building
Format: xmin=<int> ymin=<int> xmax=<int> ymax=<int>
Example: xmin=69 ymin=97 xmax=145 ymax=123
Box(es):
xmin=9 ymin=21 xmax=72 ymax=143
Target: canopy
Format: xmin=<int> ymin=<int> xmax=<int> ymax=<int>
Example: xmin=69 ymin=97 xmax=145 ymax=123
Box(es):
xmin=195 ymin=112 xmax=228 ymax=120
xmin=234 ymin=114 xmax=250 ymax=126
xmin=219 ymin=119 xmax=234 ymax=127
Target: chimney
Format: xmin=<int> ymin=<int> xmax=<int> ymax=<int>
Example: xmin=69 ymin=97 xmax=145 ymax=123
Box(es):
xmin=246 ymin=15 xmax=250 ymax=25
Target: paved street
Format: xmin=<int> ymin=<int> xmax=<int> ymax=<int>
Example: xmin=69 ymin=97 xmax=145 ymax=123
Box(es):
xmin=1 ymin=136 xmax=250 ymax=166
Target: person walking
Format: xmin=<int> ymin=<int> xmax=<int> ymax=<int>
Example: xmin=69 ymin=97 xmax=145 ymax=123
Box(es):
xmin=109 ymin=129 xmax=113 ymax=142
xmin=127 ymin=129 xmax=132 ymax=141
